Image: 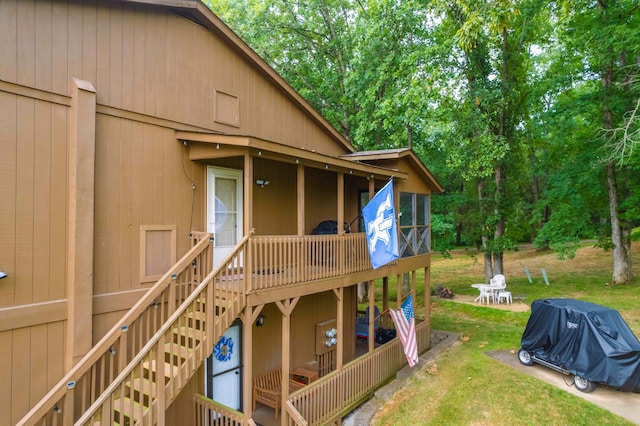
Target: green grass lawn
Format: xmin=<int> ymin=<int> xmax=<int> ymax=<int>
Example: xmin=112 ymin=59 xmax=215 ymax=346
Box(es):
xmin=370 ymin=241 xmax=640 ymax=425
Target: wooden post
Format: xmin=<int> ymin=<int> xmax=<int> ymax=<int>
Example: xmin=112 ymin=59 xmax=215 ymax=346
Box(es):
xmin=382 ymin=277 xmax=389 ymax=328
xmin=276 ymin=298 xmax=299 ymax=426
xmin=245 ymin=154 xmax=253 ymax=235
xmin=337 ymin=172 xmax=344 ymax=273
xmin=368 ymin=279 xmax=375 ymax=353
xmin=297 ymin=164 xmax=305 ymax=236
xmin=333 ymin=288 xmax=343 ymax=369
xmin=66 ymin=78 xmax=96 ymax=370
xmin=242 ymin=306 xmax=261 ymax=423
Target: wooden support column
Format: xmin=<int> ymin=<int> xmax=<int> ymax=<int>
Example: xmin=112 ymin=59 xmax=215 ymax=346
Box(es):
xmin=382 ymin=277 xmax=389 ymax=328
xmin=276 ymin=297 xmax=300 ymax=426
xmin=332 ymin=288 xmax=344 ymax=369
xmin=337 ymin=172 xmax=344 ymax=233
xmin=424 ymin=266 xmax=430 ymax=323
xmin=337 ymin=172 xmax=344 ymax=274
xmin=66 ymin=78 xmax=96 ymax=370
xmin=244 ymin=154 xmax=253 ymax=235
xmin=368 ymin=279 xmax=375 ymax=353
xmin=297 ymin=164 xmax=305 ymax=236
xmin=242 ymin=304 xmax=264 ymax=422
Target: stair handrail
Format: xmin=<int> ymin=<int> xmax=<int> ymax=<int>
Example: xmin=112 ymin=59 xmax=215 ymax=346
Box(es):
xmin=17 ymin=234 xmax=213 ymax=426
xmin=75 ymin=269 xmax=216 ymax=424
xmin=75 ymin=236 xmax=249 ymax=425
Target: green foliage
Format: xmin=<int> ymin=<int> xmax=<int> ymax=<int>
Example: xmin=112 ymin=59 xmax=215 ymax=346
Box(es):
xmin=205 ymin=0 xmax=640 ymax=279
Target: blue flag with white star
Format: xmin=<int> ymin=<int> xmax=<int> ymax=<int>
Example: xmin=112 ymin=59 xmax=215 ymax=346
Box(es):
xmin=362 ymin=179 xmax=399 ymax=269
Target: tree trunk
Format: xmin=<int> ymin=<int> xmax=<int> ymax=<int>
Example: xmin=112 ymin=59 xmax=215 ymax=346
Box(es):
xmin=607 ymin=161 xmax=634 ymax=284
xmin=478 ymin=180 xmax=493 ymax=282
xmin=602 ymin=59 xmax=634 ymax=284
xmin=357 ymin=282 xmax=368 ymax=303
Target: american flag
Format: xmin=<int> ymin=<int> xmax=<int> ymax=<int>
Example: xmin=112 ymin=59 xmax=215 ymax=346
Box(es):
xmin=389 ymin=294 xmax=419 ymax=367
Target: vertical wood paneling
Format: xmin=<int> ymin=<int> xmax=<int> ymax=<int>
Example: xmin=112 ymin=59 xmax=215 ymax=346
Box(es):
xmin=141 ymin=124 xmax=154 ymax=224
xmin=155 ymin=11 xmax=167 ymax=118
xmin=144 ymin=9 xmax=157 ymax=115
xmin=165 ymin=14 xmax=178 ymax=120
xmin=109 ymin=4 xmax=123 ymax=109
xmin=47 ymin=321 xmax=65 ymax=390
xmin=184 ymin=21 xmax=196 ymax=123
xmin=96 ymin=2 xmax=110 ymax=105
xmin=152 ymin=126 xmax=163 ymax=223
xmin=173 ymin=17 xmax=186 ymax=124
xmin=34 ymin=0 xmax=52 ymax=91
xmin=0 ymin=0 xmax=18 ymax=82
xmin=0 ymin=92 xmax=17 ymax=308
xmin=0 ymin=331 xmax=12 ymax=424
xmin=133 ymin=7 xmax=145 ymax=113
xmin=33 ymin=100 xmax=52 ymax=303
xmin=11 ymin=328 xmax=30 ymax=425
xmin=81 ymin=1 xmax=97 ymax=86
xmin=15 ymin=97 xmax=35 ymax=305
xmin=163 ymin=130 xmax=174 ymax=227
xmin=121 ymin=7 xmax=135 ymax=111
xmin=49 ymin=103 xmax=67 ymax=300
xmin=51 ymin=0 xmax=68 ymax=94
xmin=120 ymin=119 xmax=133 ymax=292
xmin=131 ymin=122 xmax=144 ymax=285
xmin=67 ymin=2 xmax=83 ymax=88
xmin=92 ymin=312 xmax=106 ymax=345
xmin=16 ymin=0 xmax=35 ymax=87
xmin=30 ymin=324 xmax=48 ymax=407
xmin=94 ymin=115 xmax=109 ymax=296
xmin=107 ymin=116 xmax=121 ymax=292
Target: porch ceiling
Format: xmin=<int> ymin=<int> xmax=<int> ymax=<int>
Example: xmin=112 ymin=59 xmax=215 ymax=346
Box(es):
xmin=177 ymin=131 xmax=408 ymax=181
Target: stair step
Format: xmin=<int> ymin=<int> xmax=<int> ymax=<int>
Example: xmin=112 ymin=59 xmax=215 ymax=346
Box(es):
xmin=164 ymin=342 xmax=194 ymax=364
xmin=125 ymin=377 xmax=158 ymax=406
xmin=172 ymin=326 xmax=206 ymax=347
xmin=113 ymin=396 xmax=148 ymax=425
xmin=142 ymin=360 xmax=180 ymax=381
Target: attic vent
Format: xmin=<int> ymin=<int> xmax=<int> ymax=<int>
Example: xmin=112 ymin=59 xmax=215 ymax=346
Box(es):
xmin=214 ymin=90 xmax=240 ymax=127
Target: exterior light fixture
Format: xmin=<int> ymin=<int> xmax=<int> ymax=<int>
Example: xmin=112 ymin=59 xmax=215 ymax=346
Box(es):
xmin=256 ymin=313 xmax=265 ymax=327
xmin=255 ymin=179 xmax=270 ymax=188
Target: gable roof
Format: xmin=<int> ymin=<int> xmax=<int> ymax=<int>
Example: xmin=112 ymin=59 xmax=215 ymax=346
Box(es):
xmin=341 ymin=148 xmax=445 ymax=193
xmin=126 ymin=0 xmax=356 ymax=153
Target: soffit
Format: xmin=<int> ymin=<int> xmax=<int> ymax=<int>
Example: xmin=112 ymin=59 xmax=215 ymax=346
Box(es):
xmin=341 ymin=148 xmax=444 ymax=193
xmin=178 ymin=132 xmax=407 ymax=181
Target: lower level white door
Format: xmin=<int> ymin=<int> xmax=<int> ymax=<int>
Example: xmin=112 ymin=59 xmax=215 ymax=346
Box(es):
xmin=206 ymin=323 xmax=242 ymax=410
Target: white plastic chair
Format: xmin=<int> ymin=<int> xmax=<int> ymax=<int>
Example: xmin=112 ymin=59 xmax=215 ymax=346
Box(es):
xmin=497 ymin=290 xmax=512 ymax=304
xmin=478 ymin=285 xmax=494 ymax=304
xmin=489 ymin=274 xmax=506 ymax=304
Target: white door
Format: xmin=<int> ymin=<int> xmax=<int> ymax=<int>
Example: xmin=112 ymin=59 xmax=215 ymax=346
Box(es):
xmin=207 ymin=167 xmax=243 ymax=267
xmin=206 ymin=323 xmax=242 ymax=410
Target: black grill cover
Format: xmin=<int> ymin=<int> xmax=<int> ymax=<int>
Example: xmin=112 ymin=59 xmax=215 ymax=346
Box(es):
xmin=521 ymin=298 xmax=640 ymax=392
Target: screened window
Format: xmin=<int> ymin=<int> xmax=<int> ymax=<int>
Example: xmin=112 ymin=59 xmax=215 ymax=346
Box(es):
xmin=399 ymin=192 xmax=430 ymax=257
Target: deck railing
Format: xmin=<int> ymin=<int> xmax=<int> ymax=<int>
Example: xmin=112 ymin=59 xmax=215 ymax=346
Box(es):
xmin=17 ymin=234 xmax=214 ymax=426
xmin=285 ymin=320 xmax=431 ymax=426
xmin=193 ymin=394 xmax=254 ymax=426
xmin=249 ymin=233 xmax=373 ymax=291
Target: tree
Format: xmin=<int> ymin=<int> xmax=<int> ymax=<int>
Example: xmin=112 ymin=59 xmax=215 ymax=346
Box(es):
xmin=558 ymin=0 xmax=640 ymax=284
xmin=431 ymin=0 xmax=547 ymax=282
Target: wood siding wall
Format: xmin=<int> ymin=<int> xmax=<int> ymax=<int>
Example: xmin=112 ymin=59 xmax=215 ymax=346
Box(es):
xmin=0 ymin=0 xmax=347 ymax=157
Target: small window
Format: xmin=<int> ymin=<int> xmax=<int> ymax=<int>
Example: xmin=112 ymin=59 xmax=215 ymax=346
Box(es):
xmin=140 ymin=225 xmax=177 ymax=283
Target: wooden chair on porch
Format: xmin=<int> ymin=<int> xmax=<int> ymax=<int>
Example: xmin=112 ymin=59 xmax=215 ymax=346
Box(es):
xmin=252 ymin=367 xmax=306 ymax=420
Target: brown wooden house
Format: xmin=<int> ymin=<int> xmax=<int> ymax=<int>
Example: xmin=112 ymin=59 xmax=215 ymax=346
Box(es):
xmin=0 ymin=1 xmax=443 ymax=425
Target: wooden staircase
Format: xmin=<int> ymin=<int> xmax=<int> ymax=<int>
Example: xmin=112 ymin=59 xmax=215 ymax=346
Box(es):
xmin=102 ymin=294 xmax=231 ymax=425
xmin=18 ymin=234 xmax=249 ymax=426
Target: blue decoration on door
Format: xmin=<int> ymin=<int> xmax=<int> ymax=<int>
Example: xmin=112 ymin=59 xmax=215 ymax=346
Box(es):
xmin=214 ymin=336 xmax=234 ymax=362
